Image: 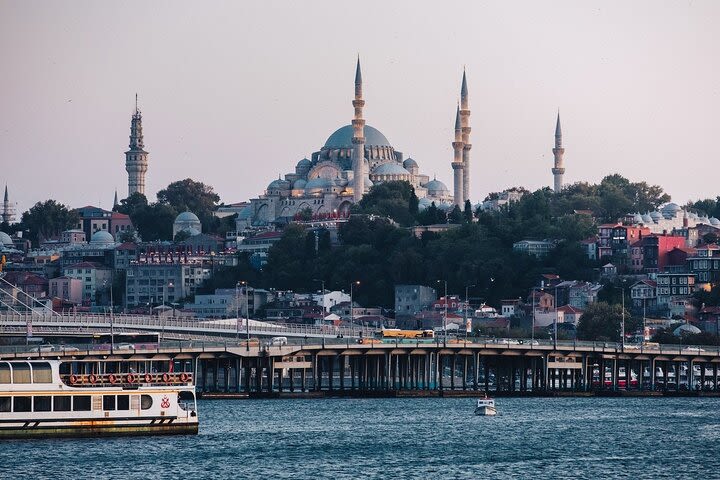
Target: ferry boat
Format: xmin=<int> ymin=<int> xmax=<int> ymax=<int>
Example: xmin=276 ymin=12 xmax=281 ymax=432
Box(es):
xmin=0 ymin=358 xmax=198 ymax=439
xmin=474 ymin=395 xmax=497 ymax=416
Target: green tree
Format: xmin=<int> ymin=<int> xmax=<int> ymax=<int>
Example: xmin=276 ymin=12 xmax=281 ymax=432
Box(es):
xmin=577 ymin=302 xmax=637 ymax=342
xmin=355 ymin=180 xmax=417 ymax=226
xmin=417 ymin=202 xmax=446 ymax=225
xmin=298 ymin=207 xmax=313 ymax=222
xmin=156 ymin=179 xmax=220 ymax=230
xmin=117 ymin=228 xmax=137 ymax=243
xmin=448 ymin=205 xmax=463 ymax=224
xmin=20 ymin=200 xmax=79 ymax=246
xmin=463 ymin=199 xmax=473 ymax=223
xmin=114 ymin=192 xmax=148 ymax=216
xmin=132 ymin=203 xmax=177 ymax=241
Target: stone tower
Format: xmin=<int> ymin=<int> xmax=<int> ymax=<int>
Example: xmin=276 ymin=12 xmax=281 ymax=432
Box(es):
xmin=1 ymin=185 xmax=15 ymax=224
xmin=125 ymin=95 xmax=149 ymax=197
xmin=352 ymin=58 xmax=366 ymax=203
xmin=460 ymin=69 xmax=472 ymax=203
xmin=452 ymin=105 xmax=465 ymax=206
xmin=552 ymin=112 xmax=565 ymax=193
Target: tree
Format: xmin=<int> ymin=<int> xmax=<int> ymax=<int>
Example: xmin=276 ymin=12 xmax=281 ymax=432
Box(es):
xmin=463 ymin=200 xmax=473 ymax=223
xmin=576 ymin=302 xmax=638 ymax=342
xmin=114 ymin=192 xmax=148 ymax=216
xmin=20 ymin=200 xmax=79 ymax=246
xmin=156 ymin=179 xmax=220 ymax=230
xmin=117 ymin=228 xmax=137 ymax=243
xmin=355 ymin=181 xmax=417 ymax=226
xmin=298 ymin=207 xmax=313 ymax=222
xmin=174 ymin=230 xmax=192 ymax=242
xmin=132 ymin=203 xmax=177 ymax=241
xmin=417 ymin=202 xmax=446 ymax=225
xmin=448 ymin=205 xmax=463 ymax=224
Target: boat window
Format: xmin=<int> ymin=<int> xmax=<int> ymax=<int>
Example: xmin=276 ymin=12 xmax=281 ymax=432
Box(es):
xmin=73 ymin=395 xmax=92 ymax=411
xmin=0 ymin=363 xmax=10 ymax=383
xmin=140 ymin=394 xmax=153 ymax=410
xmin=12 ymin=363 xmax=31 ymax=384
xmin=53 ymin=396 xmax=71 ymax=412
xmin=13 ymin=396 xmax=32 ymax=412
xmin=0 ymin=397 xmax=10 ymax=412
xmin=117 ymin=395 xmax=130 ymax=411
xmin=103 ymin=395 xmax=116 ymax=411
xmin=59 ymin=362 xmax=71 ymax=375
xmin=32 ymin=362 xmax=53 ymax=383
xmin=34 ymin=396 xmax=52 ymax=412
xmin=178 ymin=391 xmax=196 ymax=411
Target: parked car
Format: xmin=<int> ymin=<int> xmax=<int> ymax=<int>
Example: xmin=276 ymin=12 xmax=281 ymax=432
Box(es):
xmin=268 ymin=337 xmax=288 ymax=347
xmin=115 ymin=343 xmax=135 ymax=350
xmin=30 ymin=345 xmax=55 ymax=353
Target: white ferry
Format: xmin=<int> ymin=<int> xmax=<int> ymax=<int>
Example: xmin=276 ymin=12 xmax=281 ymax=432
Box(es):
xmin=0 ymin=358 xmax=198 ymax=439
xmin=474 ymin=396 xmax=497 ymax=416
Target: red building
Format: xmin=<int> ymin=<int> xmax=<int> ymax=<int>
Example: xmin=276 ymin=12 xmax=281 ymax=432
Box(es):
xmin=638 ymin=234 xmax=687 ymax=273
xmin=597 ymin=223 xmax=651 ymax=266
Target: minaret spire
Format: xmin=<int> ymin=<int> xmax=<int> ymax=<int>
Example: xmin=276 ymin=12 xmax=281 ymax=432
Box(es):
xmin=125 ymin=96 xmax=149 ymax=196
xmin=460 ymin=68 xmax=472 ymax=203
xmin=1 ymin=184 xmax=15 ymax=224
xmin=552 ymin=110 xmax=565 ymax=192
xmin=352 ymin=57 xmax=366 ymax=203
xmin=452 ymin=104 xmax=465 ymax=206
xmin=113 ymin=189 xmax=119 ymax=209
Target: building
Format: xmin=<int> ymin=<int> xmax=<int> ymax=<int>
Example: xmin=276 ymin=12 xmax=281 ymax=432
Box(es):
xmin=638 ymin=234 xmax=686 ymax=273
xmin=312 ymin=290 xmax=351 ymax=315
xmin=597 ymin=224 xmax=651 ymax=264
xmin=1 ymin=271 xmax=48 ymax=299
xmin=626 ymin=203 xmax=720 ymax=236
xmin=395 ymin=285 xmax=437 ymax=318
xmin=579 ymin=237 xmax=597 ymax=260
xmin=173 ymin=211 xmax=202 ymax=238
xmin=556 ymin=305 xmax=583 ymax=325
xmin=688 ymin=244 xmax=720 ymax=287
xmin=513 ymin=240 xmax=556 ymax=258
xmin=480 ymin=188 xmax=526 ymax=212
xmin=501 ymin=299 xmax=523 ymax=317
xmin=125 ymin=96 xmax=149 ymax=196
xmin=244 ymin=59 xmax=461 ymax=227
xmin=630 ymin=279 xmax=657 ymax=311
xmin=74 ymin=206 xmax=133 ymax=242
xmin=49 ymin=276 xmax=83 ymax=305
xmin=62 ymin=261 xmax=113 ymax=302
xmin=655 ymin=272 xmax=696 ymax=318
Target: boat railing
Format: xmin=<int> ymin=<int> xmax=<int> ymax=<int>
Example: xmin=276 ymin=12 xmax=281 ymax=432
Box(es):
xmin=60 ymin=371 xmax=194 ymax=388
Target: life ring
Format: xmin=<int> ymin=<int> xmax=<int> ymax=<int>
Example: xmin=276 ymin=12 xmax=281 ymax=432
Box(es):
xmin=69 ymin=374 xmax=78 ymax=384
xmin=162 ymin=372 xmax=171 ymax=383
xmin=127 ymin=373 xmax=136 ymax=383
xmin=180 ymin=373 xmax=189 ymax=383
xmin=144 ymin=373 xmax=152 ymax=383
xmin=89 ymin=374 xmax=97 ymax=384
xmin=108 ymin=374 xmax=118 ymax=384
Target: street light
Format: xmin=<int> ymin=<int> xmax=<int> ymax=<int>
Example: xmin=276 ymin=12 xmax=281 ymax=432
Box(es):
xmin=235 ymin=281 xmax=241 ymax=341
xmin=437 ymin=280 xmax=448 ymax=347
xmin=350 ymin=281 xmax=360 ymax=332
xmin=531 ymin=286 xmax=544 ymax=343
xmin=614 ymin=284 xmax=626 ymax=350
xmin=160 ymin=281 xmax=173 ymax=344
xmin=238 ymin=281 xmax=249 ymax=350
xmin=464 ymin=284 xmax=476 ymax=340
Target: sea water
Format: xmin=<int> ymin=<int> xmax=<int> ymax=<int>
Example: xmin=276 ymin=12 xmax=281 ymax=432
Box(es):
xmin=1 ymin=397 xmax=719 ymax=479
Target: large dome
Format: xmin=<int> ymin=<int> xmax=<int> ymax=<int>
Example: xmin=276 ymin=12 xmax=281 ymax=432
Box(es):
xmin=324 ymin=124 xmax=391 ymax=148
xmin=424 ymin=179 xmax=449 ymax=195
xmin=176 ymin=211 xmax=200 ymax=223
xmin=372 ymin=163 xmax=411 ymax=175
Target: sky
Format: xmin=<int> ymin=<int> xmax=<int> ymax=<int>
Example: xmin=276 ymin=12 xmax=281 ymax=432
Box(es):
xmin=1 ymin=1 xmax=719 ymax=216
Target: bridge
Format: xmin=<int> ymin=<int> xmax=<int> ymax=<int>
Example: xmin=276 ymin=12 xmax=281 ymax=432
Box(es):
xmin=4 ymin=336 xmax=720 ymax=397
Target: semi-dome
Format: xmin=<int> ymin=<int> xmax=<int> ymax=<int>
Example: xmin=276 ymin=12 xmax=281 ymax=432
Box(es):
xmin=372 ymin=163 xmax=411 ymax=176
xmin=649 ymin=211 xmax=662 ymax=222
xmin=293 ymin=179 xmax=307 ymax=189
xmin=633 ymin=213 xmax=644 ymax=224
xmin=424 ymin=179 xmax=449 ymax=195
xmin=417 ymin=197 xmax=433 ymax=211
xmin=90 ymin=230 xmax=115 ymax=245
xmin=324 ymin=124 xmax=391 ymax=148
xmin=364 ymin=176 xmax=374 ymax=188
xmin=0 ymin=231 xmax=13 ymax=246
xmin=710 ymin=217 xmax=720 ymax=226
xmin=305 ymin=177 xmax=334 ymax=191
xmin=403 ymin=157 xmax=418 ymax=169
xmin=296 ymin=158 xmax=311 ymax=169
xmin=642 ymin=213 xmax=653 ymax=223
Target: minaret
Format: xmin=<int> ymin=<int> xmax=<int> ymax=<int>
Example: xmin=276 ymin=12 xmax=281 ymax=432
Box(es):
xmin=125 ymin=94 xmax=149 ymax=197
xmin=113 ymin=190 xmax=119 ymax=209
xmin=352 ymin=58 xmax=366 ymax=203
xmin=452 ymin=106 xmax=465 ymax=206
xmin=552 ymin=111 xmax=565 ymax=193
xmin=460 ymin=69 xmax=472 ymax=203
xmin=1 ymin=185 xmax=15 ymax=224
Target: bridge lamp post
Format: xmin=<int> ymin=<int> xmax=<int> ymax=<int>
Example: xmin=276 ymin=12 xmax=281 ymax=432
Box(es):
xmin=464 ymin=284 xmax=476 ymax=340
xmin=350 ymin=281 xmax=360 ymax=333
xmin=614 ymin=285 xmax=626 ymax=351
xmin=531 ymin=287 xmax=543 ymax=343
xmin=238 ymin=281 xmax=249 ymax=351
xmin=437 ymin=280 xmax=447 ymax=347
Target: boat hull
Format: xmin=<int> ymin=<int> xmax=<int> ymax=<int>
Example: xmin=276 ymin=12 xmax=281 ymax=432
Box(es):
xmin=474 ymin=406 xmax=497 ymax=416
xmin=0 ymin=417 xmax=198 ymax=439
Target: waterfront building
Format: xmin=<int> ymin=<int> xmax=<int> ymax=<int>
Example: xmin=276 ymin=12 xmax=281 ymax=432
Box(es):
xmin=655 ymin=272 xmax=696 ymax=318
xmin=48 ymin=276 xmax=83 ymax=305
xmin=62 ymin=261 xmax=112 ymax=302
xmin=630 ymin=279 xmax=658 ymax=311
xmin=687 ymin=244 xmax=720 ymax=287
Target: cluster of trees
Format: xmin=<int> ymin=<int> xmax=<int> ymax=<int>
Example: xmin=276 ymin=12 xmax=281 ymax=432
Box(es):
xmin=113 ymin=179 xmax=234 ymax=241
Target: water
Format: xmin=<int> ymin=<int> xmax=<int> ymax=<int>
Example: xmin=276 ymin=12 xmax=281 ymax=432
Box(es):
xmin=2 ymin=397 xmax=720 ymax=479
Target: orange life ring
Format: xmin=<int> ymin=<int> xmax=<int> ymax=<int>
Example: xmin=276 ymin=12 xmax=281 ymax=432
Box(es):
xmin=144 ymin=373 xmax=152 ymax=383
xmin=162 ymin=372 xmax=171 ymax=383
xmin=180 ymin=373 xmax=189 ymax=383
xmin=126 ymin=373 xmax=136 ymax=383
xmin=89 ymin=374 xmax=97 ymax=384
xmin=108 ymin=374 xmax=118 ymax=384
xmin=69 ymin=374 xmax=78 ymax=384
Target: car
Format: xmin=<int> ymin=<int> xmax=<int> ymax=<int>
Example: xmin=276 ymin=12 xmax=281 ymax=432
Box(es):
xmin=114 ymin=343 xmax=135 ymax=350
xmin=59 ymin=346 xmax=80 ymax=352
xmin=268 ymin=337 xmax=288 ymax=347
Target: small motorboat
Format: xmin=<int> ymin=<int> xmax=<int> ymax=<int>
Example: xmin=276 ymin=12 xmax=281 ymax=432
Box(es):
xmin=474 ymin=396 xmax=497 ymax=416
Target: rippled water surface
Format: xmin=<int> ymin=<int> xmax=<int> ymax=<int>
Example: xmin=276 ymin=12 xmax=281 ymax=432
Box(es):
xmin=2 ymin=397 xmax=720 ymax=479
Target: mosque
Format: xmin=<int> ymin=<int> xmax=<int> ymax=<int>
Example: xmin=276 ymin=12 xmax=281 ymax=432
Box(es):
xmin=242 ymin=59 xmax=469 ymax=227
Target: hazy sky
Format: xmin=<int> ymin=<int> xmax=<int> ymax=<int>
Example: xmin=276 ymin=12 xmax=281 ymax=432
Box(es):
xmin=1 ymin=1 xmax=718 ymax=215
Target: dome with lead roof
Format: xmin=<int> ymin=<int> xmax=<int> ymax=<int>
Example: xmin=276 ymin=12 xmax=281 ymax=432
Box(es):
xmin=324 ymin=124 xmax=391 ymax=148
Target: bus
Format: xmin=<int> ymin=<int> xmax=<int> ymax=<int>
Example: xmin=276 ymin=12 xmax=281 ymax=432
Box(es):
xmin=375 ymin=329 xmax=434 ymax=339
